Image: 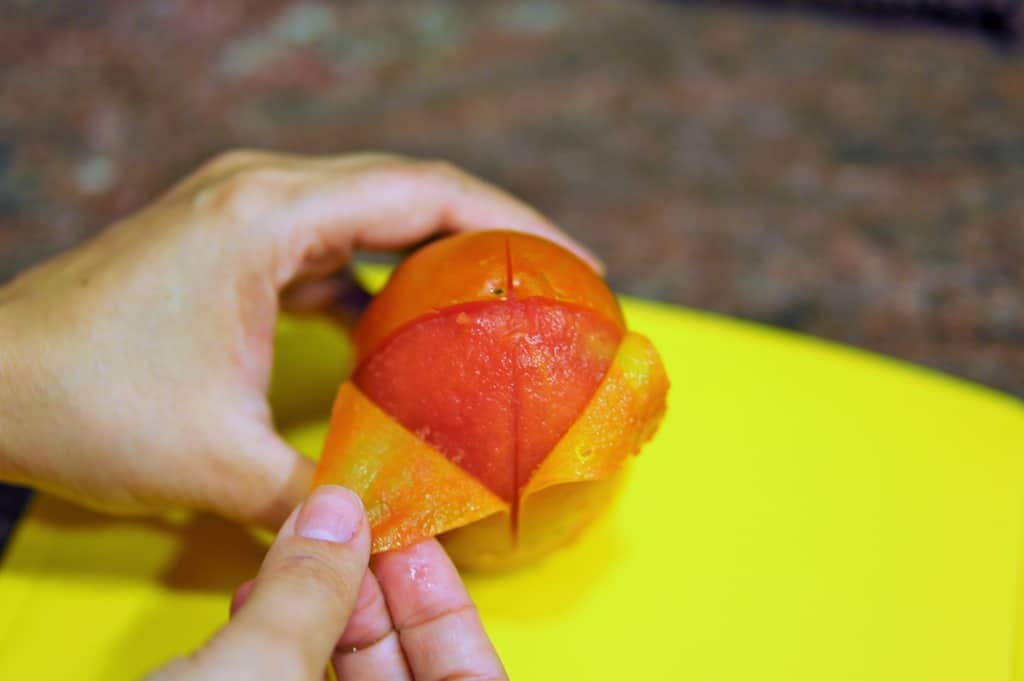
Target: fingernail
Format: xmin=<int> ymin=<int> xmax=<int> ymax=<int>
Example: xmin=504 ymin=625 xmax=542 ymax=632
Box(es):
xmin=295 ymin=485 xmax=364 ymax=543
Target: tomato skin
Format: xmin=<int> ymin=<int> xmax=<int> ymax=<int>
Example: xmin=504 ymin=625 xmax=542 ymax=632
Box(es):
xmin=314 ymin=382 xmax=507 ymax=554
xmin=354 ymin=231 xmax=624 ymax=364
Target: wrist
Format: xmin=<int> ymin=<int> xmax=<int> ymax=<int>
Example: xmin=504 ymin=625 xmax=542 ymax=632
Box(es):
xmin=0 ymin=292 xmax=50 ymax=486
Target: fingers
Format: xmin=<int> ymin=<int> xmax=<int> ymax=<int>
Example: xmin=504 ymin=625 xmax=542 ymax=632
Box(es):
xmin=233 ymin=560 xmax=414 ymax=679
xmin=223 ymin=154 xmax=604 ymax=285
xmin=311 ymin=158 xmax=602 ymax=269
xmin=191 ymin=485 xmax=370 ymax=681
xmin=372 ymin=539 xmax=508 ymax=681
xmin=331 ymin=572 xmax=411 ymax=680
xmin=226 ymin=535 xmax=506 ymax=680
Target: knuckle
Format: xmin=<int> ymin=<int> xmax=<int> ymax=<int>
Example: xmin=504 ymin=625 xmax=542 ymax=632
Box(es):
xmin=359 ymin=154 xmax=429 ymax=181
xmin=226 ymin=165 xmax=294 ymax=194
xmin=417 ymin=157 xmax=462 ymax=179
xmin=416 ymin=158 xmax=480 ymax=196
xmin=203 ymin=148 xmax=263 ymax=173
xmin=275 ymin=546 xmax=354 ymax=594
xmin=403 ymin=601 xmax=479 ymax=632
xmin=197 ymin=166 xmax=296 ymax=218
xmin=355 ymin=151 xmax=409 ymax=167
xmin=357 ymin=155 xmax=468 ymax=190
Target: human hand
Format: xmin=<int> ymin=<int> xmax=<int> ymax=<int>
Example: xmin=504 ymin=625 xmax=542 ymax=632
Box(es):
xmin=0 ymin=151 xmax=600 ymax=529
xmin=147 ymin=484 xmax=507 ymax=681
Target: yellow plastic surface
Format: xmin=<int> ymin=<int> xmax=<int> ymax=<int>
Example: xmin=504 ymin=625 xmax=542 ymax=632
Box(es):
xmin=1 ymin=272 xmax=1023 ymax=680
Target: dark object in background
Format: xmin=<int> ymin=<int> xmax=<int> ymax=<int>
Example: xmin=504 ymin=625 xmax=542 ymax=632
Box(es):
xmin=695 ymin=0 xmax=1024 ymax=41
xmin=0 ymin=485 xmax=31 ymax=559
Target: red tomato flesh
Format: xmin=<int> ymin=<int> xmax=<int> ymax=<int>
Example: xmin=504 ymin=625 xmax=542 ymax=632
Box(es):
xmin=354 ymin=298 xmax=622 ymax=503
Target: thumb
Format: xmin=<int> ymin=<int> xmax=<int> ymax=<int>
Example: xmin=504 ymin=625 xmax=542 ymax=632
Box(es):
xmin=182 ymin=485 xmax=370 ymax=681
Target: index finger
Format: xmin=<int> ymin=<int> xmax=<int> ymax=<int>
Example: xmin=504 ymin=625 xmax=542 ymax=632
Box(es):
xmin=371 ymin=539 xmax=508 ymax=681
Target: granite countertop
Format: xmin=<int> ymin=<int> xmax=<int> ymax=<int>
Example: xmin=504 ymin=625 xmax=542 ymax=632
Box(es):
xmin=1 ymin=0 xmax=1022 ymax=402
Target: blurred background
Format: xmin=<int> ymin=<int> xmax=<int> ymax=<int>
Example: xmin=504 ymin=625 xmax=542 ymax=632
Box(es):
xmin=1 ymin=0 xmax=1022 ymax=401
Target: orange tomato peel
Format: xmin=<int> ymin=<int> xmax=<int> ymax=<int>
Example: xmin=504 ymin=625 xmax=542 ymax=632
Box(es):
xmin=315 ymin=382 xmax=507 ymax=552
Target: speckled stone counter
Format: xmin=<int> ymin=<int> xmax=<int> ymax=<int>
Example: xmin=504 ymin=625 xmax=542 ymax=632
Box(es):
xmin=2 ymin=0 xmax=1022 ymax=399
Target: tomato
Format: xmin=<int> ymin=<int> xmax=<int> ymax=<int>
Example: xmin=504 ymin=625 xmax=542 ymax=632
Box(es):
xmin=314 ymin=231 xmax=667 ymax=569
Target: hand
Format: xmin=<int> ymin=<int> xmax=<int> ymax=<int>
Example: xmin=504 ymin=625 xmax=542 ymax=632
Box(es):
xmin=0 ymin=151 xmax=600 ymax=529
xmin=148 ymin=484 xmax=508 ymax=681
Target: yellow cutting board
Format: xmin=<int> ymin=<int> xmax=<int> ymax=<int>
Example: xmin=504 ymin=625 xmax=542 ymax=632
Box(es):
xmin=1 ymin=269 xmax=1022 ymax=680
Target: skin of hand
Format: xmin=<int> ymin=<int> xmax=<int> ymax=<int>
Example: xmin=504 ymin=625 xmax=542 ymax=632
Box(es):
xmin=0 ymin=150 xmax=601 ymax=531
xmin=147 ymin=484 xmax=508 ymax=681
